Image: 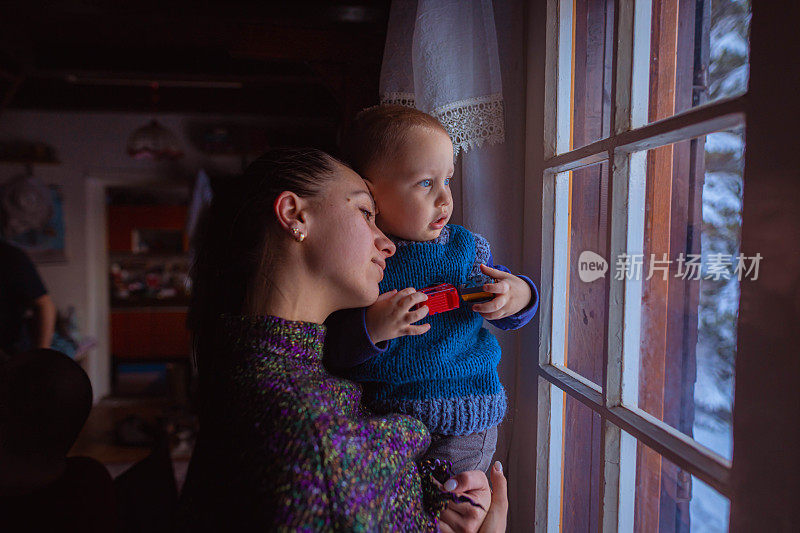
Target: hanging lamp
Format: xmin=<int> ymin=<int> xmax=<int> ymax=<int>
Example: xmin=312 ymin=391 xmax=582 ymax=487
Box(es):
xmin=127 ymin=119 xmax=184 ymax=160
xmin=126 ymin=82 xmax=184 ymax=160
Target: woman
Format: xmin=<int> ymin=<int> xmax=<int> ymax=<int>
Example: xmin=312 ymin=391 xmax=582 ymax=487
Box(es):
xmin=178 ymin=148 xmax=507 ymax=531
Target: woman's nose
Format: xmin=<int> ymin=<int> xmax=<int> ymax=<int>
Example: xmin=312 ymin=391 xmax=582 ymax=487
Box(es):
xmin=376 ymin=229 xmax=396 ymax=258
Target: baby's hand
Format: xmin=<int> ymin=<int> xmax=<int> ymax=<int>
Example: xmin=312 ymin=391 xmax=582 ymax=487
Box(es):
xmin=366 ymin=288 xmax=432 ymax=344
xmin=471 ymin=264 xmax=532 ymax=320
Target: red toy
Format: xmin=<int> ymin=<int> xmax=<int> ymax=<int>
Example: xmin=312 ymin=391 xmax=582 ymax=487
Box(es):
xmin=414 ymin=279 xmax=497 ymax=316
xmin=419 ymin=283 xmax=461 ymax=315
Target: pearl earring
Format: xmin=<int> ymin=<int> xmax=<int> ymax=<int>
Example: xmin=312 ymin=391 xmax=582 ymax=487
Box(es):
xmin=291 ymin=227 xmax=306 ymax=242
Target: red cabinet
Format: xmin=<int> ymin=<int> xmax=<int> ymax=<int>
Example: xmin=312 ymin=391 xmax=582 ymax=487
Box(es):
xmin=107 ymin=203 xmax=192 ymax=397
xmin=107 ymin=205 xmax=189 ymax=252
xmin=111 ymin=311 xmax=191 ymax=359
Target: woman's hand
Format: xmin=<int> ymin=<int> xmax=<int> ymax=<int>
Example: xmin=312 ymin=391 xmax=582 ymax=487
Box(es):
xmin=479 ymin=462 xmax=508 ymax=532
xmin=471 ymin=264 xmax=532 ymax=321
xmin=365 ymin=288 xmax=431 ymax=344
xmin=438 ymin=462 xmax=508 ymax=533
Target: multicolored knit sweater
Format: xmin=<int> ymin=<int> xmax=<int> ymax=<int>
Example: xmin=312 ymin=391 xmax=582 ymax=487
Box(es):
xmin=176 ymin=314 xmax=446 ymax=531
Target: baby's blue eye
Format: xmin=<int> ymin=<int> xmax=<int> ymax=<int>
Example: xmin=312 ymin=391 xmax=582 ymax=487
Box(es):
xmin=444 ymin=177 xmax=451 ymax=186
xmin=418 ymin=179 xmax=432 ymax=187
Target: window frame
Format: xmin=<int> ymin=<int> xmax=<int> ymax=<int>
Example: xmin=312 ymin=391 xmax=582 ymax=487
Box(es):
xmin=531 ymin=0 xmax=748 ymax=530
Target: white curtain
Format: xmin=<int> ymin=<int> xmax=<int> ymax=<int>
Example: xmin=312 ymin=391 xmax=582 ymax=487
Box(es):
xmin=380 ymin=0 xmax=506 ymax=156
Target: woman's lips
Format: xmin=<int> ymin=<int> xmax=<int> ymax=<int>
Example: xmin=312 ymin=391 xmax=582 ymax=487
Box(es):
xmin=372 ymin=259 xmax=386 ymax=280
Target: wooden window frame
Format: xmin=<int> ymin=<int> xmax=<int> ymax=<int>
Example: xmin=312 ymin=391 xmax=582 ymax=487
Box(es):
xmin=519 ymin=0 xmax=800 ymax=530
xmin=521 ymin=0 xmax=786 ymax=531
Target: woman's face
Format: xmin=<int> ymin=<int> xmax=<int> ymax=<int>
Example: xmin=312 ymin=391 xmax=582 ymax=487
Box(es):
xmin=304 ymin=163 xmax=396 ymax=309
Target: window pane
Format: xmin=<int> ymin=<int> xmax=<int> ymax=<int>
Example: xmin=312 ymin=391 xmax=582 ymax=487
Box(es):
xmin=556 ymin=0 xmax=614 ymax=153
xmin=620 ymin=128 xmax=745 ymax=460
xmin=618 ymin=428 xmax=730 ymax=532
xmin=631 ymin=0 xmax=751 ymax=128
xmin=542 ymin=379 xmax=602 ymax=531
xmin=552 ymin=161 xmax=609 ymax=386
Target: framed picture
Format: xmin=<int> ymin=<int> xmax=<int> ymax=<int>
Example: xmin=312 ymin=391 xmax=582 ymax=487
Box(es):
xmin=1 ymin=175 xmax=66 ymax=263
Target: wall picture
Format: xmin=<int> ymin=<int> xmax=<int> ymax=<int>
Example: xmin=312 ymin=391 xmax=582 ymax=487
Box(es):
xmin=0 ymin=174 xmax=66 ymax=263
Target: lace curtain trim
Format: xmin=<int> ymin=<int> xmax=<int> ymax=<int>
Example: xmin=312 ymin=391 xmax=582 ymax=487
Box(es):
xmin=380 ymin=92 xmax=505 ymax=156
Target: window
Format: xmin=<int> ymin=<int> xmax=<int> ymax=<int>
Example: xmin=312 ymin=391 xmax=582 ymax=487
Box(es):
xmin=535 ymin=0 xmax=750 ymax=531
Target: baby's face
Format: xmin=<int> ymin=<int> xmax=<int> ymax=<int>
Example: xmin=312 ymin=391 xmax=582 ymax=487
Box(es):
xmin=365 ymin=127 xmax=454 ymax=242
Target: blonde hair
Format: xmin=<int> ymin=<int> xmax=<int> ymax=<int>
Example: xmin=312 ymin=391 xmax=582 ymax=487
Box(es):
xmin=340 ymin=105 xmax=449 ymax=175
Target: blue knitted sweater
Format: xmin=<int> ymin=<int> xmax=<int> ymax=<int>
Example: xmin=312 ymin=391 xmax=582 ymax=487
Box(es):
xmin=328 ymin=224 xmax=537 ymax=436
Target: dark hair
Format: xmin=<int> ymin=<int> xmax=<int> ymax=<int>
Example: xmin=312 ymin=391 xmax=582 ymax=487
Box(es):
xmin=340 ymin=104 xmax=449 ymax=175
xmin=189 ymin=148 xmax=345 ymax=371
xmin=0 ymin=349 xmax=92 ymax=458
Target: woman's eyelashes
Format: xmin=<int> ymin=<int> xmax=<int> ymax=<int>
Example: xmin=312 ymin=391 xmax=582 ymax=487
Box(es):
xmin=360 ymin=207 xmax=375 ymax=221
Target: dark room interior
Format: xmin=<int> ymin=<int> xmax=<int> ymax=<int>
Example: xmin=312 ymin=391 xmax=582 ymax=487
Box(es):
xmin=0 ymin=1 xmax=798 ymax=532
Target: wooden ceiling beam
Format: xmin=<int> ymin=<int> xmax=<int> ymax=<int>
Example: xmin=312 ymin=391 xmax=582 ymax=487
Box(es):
xmin=12 ymin=14 xmax=385 ymax=66
xmin=228 ymin=25 xmax=384 ymax=65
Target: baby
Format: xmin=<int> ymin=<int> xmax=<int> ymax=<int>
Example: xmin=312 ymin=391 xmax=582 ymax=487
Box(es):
xmin=325 ymin=105 xmax=538 ymax=473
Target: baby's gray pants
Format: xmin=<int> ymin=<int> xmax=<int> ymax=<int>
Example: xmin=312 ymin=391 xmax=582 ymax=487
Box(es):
xmin=423 ymin=425 xmax=498 ymax=474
